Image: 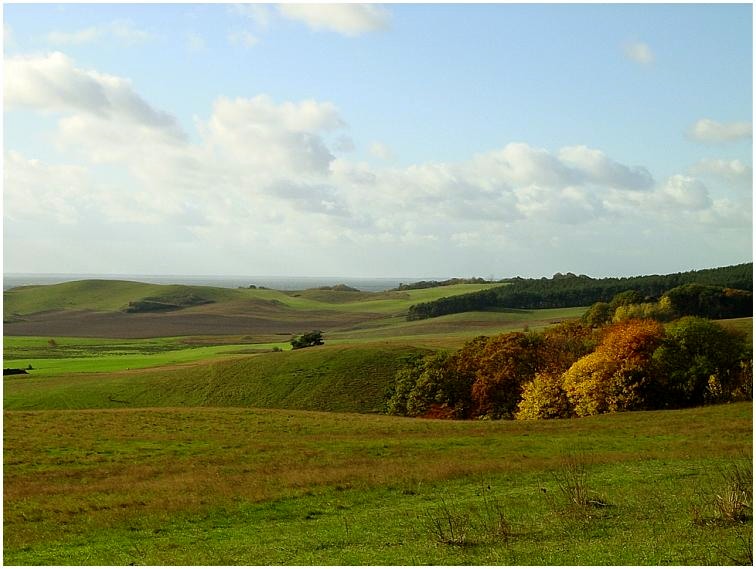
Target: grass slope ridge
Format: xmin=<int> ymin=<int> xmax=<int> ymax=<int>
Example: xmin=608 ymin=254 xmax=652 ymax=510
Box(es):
xmin=3 ymin=343 xmax=427 ymax=413
xmin=3 ymin=280 xmax=503 ymax=338
xmin=3 ymin=280 xmax=238 ymax=318
xmin=4 ymin=279 xmax=500 ymax=318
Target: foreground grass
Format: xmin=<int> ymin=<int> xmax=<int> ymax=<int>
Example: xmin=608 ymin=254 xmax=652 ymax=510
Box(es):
xmin=4 ymin=403 xmax=752 ymax=565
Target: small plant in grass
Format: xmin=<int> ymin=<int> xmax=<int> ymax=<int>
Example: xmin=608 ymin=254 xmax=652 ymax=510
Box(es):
xmin=547 ymin=455 xmax=610 ymax=516
xmin=692 ymin=457 xmax=752 ymax=526
xmin=423 ymin=498 xmax=473 ymax=546
xmin=477 ymin=483 xmax=513 ymax=542
xmin=713 ymin=459 xmax=752 ymax=524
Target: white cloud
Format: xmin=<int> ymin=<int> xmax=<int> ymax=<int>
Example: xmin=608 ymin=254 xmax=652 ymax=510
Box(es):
xmin=200 ymin=95 xmax=346 ymax=175
xmin=558 ymin=145 xmax=653 ymax=190
xmin=469 ymin=142 xmax=580 ymax=188
xmin=278 ymin=4 xmax=390 ymax=36
xmin=656 ymin=175 xmax=712 ymax=211
xmin=46 ymin=20 xmax=153 ymax=46
xmin=231 ymin=3 xmax=274 ymax=29
xmin=4 ymin=151 xmax=90 ymax=224
xmin=228 ymin=30 xmax=259 ymax=48
xmin=688 ymin=118 xmax=752 ymax=143
xmin=186 ymin=32 xmax=206 ymax=52
xmin=689 ymin=158 xmax=752 ymax=190
xmin=5 ymin=52 xmax=184 ymax=137
xmin=369 ymin=142 xmax=393 ymax=161
xmin=623 ymin=41 xmax=654 ymax=65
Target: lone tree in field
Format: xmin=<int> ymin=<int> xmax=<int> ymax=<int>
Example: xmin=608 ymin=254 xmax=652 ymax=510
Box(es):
xmin=291 ymin=330 xmax=324 ymax=349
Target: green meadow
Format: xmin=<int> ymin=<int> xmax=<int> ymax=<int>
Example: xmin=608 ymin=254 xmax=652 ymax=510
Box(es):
xmin=3 ymin=335 xmax=291 ymax=376
xmin=3 ymin=279 xmax=753 ymax=565
xmin=4 ymin=403 xmax=752 ymax=565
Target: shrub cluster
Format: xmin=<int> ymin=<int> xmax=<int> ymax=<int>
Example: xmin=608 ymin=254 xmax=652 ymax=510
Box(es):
xmin=290 ymin=330 xmax=324 ymax=349
xmin=385 ymin=317 xmax=752 ymax=420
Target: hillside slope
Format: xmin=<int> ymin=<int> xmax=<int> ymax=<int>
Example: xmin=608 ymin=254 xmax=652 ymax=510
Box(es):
xmin=3 ymin=280 xmax=501 ymax=338
xmin=3 ymin=343 xmax=428 ymax=413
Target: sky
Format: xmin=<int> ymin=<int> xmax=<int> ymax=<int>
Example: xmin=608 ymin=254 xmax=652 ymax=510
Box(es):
xmin=3 ymin=2 xmax=753 ymax=279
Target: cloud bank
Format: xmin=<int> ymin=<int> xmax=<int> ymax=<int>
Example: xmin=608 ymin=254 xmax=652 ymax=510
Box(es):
xmin=4 ymin=52 xmax=751 ymax=276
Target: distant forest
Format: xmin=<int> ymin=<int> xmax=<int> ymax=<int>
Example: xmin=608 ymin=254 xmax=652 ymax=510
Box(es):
xmin=406 ymin=263 xmax=753 ymax=320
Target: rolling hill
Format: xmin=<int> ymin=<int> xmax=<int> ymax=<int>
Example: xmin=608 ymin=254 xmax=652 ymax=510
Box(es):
xmin=2 ymin=280 xmax=504 ymax=338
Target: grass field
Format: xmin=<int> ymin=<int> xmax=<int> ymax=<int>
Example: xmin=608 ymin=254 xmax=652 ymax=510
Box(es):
xmin=4 ymin=279 xmax=501 ymax=318
xmin=4 ymin=403 xmax=752 ymax=565
xmin=3 ymin=280 xmax=504 ymax=338
xmin=3 ymin=343 xmax=426 ymax=412
xmin=3 ymin=335 xmax=291 ymax=376
xmin=3 ymin=279 xmax=752 ymax=565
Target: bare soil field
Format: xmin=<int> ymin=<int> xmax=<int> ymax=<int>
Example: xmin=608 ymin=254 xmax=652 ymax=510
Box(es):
xmin=3 ymin=308 xmax=382 ymax=338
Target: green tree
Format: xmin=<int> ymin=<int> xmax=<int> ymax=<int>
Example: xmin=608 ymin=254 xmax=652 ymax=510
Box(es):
xmin=583 ymin=301 xmax=613 ymax=327
xmin=290 ymin=330 xmax=324 ymax=349
xmin=406 ymin=352 xmax=471 ymax=418
xmin=651 ymin=317 xmax=748 ymax=407
xmin=385 ymin=354 xmax=425 ymax=416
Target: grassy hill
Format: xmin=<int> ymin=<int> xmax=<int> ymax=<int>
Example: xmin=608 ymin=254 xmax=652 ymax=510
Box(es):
xmin=3 ymin=280 xmax=503 ymax=338
xmin=4 ymin=343 xmax=427 ymax=413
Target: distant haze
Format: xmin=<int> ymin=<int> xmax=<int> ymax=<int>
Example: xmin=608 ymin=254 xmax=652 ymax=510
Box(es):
xmin=3 ymin=4 xmax=752 ymax=278
xmin=2 ymin=274 xmax=414 ymax=292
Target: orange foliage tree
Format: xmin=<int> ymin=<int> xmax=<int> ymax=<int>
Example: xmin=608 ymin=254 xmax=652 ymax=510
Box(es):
xmin=471 ymin=332 xmax=544 ymax=418
xmin=562 ymin=319 xmax=666 ymax=416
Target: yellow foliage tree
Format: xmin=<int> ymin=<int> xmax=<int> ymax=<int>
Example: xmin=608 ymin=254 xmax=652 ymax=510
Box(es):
xmin=515 ymin=372 xmax=573 ymax=420
xmin=562 ymin=319 xmax=665 ymax=417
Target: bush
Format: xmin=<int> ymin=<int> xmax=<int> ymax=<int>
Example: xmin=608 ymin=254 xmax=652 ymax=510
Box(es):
xmin=290 ymin=330 xmax=324 ymax=349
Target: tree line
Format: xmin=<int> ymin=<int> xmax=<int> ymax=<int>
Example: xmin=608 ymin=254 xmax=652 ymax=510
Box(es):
xmin=406 ymin=263 xmax=752 ymax=320
xmin=394 ymin=277 xmax=490 ymax=291
xmin=385 ymin=312 xmax=752 ymax=422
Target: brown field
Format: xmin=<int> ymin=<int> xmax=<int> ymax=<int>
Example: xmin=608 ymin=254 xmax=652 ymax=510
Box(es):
xmin=2 ymin=308 xmax=382 ymax=338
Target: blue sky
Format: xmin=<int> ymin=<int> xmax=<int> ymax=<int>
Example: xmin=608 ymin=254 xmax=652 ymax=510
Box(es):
xmin=3 ymin=3 xmax=753 ymax=278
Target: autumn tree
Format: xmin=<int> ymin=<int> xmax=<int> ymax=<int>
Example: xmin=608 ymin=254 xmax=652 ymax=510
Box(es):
xmin=540 ymin=321 xmax=596 ymax=375
xmin=562 ymin=319 xmax=666 ymax=416
xmin=471 ymin=332 xmax=544 ymax=418
xmin=516 ymin=372 xmax=573 ymax=420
